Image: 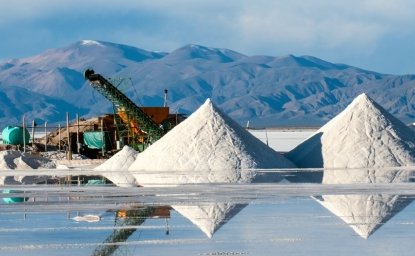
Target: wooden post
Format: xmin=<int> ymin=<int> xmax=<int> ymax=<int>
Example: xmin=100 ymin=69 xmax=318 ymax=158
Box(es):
xmin=22 ymin=115 xmax=26 ymax=153
xmin=31 ymin=120 xmax=35 ymax=147
xmin=101 ymin=118 xmax=105 ymax=157
xmin=58 ymin=124 xmax=61 ymax=151
xmin=44 ymin=121 xmax=47 ymax=152
xmin=66 ymin=112 xmax=72 ymax=160
xmin=76 ymin=114 xmax=80 ymax=153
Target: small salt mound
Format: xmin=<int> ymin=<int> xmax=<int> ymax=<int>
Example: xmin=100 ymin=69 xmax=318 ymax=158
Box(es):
xmin=129 ymin=99 xmax=296 ymax=185
xmin=94 ymin=146 xmax=138 ymax=187
xmin=0 ymin=150 xmax=56 ymax=185
xmin=173 ymin=203 xmax=246 ymax=238
xmin=287 ymin=93 xmax=415 ymax=183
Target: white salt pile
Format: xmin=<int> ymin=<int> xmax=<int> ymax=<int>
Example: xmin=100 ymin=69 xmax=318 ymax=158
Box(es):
xmin=0 ymin=150 xmax=56 ymax=185
xmin=94 ymin=146 xmax=138 ymax=187
xmin=173 ymin=203 xmax=246 ymax=238
xmin=129 ymin=98 xmax=296 ymax=185
xmin=128 ymin=99 xmax=295 ymax=237
xmin=287 ymin=93 xmax=415 ymax=183
xmin=286 ymin=93 xmax=415 ymax=238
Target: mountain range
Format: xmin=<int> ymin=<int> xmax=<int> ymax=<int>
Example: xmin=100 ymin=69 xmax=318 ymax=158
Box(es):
xmin=1 ymin=39 xmax=415 ymax=128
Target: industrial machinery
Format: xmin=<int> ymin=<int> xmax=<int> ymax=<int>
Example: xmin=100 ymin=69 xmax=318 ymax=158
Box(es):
xmin=84 ymin=69 xmax=179 ymax=151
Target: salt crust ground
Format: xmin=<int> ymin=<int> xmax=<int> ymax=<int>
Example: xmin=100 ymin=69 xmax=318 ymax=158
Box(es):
xmin=0 ymin=150 xmax=55 ymax=185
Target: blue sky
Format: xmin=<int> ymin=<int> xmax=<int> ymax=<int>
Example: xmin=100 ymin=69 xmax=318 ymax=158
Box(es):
xmin=1 ymin=0 xmax=415 ymax=75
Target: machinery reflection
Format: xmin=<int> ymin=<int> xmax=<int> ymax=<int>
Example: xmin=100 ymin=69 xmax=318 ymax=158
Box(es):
xmin=91 ymin=206 xmax=171 ymax=256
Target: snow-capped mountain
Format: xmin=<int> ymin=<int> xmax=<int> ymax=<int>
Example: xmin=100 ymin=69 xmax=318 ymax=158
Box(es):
xmin=1 ymin=40 xmax=414 ymax=127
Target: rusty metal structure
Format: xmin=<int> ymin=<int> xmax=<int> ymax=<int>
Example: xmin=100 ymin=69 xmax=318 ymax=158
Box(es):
xmin=84 ymin=69 xmax=175 ymax=151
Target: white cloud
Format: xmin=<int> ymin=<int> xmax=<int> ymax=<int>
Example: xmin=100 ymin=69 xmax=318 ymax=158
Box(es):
xmin=3 ymin=1 xmax=414 ymax=46
xmin=232 ymin=0 xmax=415 ymax=53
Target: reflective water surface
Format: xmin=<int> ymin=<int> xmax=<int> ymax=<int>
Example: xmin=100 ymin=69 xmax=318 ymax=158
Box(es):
xmin=1 ymin=177 xmax=415 ymax=256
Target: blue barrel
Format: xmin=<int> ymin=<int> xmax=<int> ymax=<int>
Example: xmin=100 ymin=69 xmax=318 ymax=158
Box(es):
xmin=1 ymin=126 xmax=30 ymax=145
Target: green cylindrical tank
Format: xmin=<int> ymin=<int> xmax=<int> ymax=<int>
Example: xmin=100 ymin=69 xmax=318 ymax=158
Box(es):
xmin=1 ymin=126 xmax=30 ymax=145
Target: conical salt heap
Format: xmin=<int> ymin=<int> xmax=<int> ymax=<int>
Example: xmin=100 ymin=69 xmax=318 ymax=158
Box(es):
xmin=94 ymin=146 xmax=138 ymax=187
xmin=287 ymin=93 xmax=415 ymax=238
xmin=129 ymin=98 xmax=296 ymax=185
xmin=287 ymin=93 xmax=415 ymax=174
xmin=128 ymin=99 xmax=295 ymax=238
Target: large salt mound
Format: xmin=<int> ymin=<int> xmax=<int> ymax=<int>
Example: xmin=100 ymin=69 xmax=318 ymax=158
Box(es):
xmin=287 ymin=93 xmax=415 ymax=183
xmin=94 ymin=146 xmax=138 ymax=187
xmin=129 ymin=99 xmax=295 ymax=185
xmin=0 ymin=150 xmax=56 ymax=185
xmin=286 ymin=93 xmax=415 ymax=238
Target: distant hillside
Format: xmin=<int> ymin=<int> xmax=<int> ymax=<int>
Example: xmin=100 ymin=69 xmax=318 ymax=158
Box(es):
xmin=1 ymin=39 xmax=415 ymax=128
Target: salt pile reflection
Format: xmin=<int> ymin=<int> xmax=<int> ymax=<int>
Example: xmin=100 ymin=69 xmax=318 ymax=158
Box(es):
xmin=1 ymin=172 xmax=415 ymax=255
xmin=172 ymin=203 xmax=247 ymax=238
xmin=315 ymin=194 xmax=413 ymax=239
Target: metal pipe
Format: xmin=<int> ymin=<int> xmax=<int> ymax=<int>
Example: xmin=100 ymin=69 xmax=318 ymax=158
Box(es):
xmin=31 ymin=120 xmax=35 ymax=147
xmin=163 ymin=89 xmax=168 ymax=107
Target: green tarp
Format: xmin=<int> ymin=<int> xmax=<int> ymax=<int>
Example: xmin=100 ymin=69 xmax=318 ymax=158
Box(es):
xmin=83 ymin=131 xmax=111 ymax=149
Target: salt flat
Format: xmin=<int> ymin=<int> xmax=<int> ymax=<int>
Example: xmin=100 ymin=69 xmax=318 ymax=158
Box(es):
xmin=1 ymin=127 xmax=415 ymax=255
